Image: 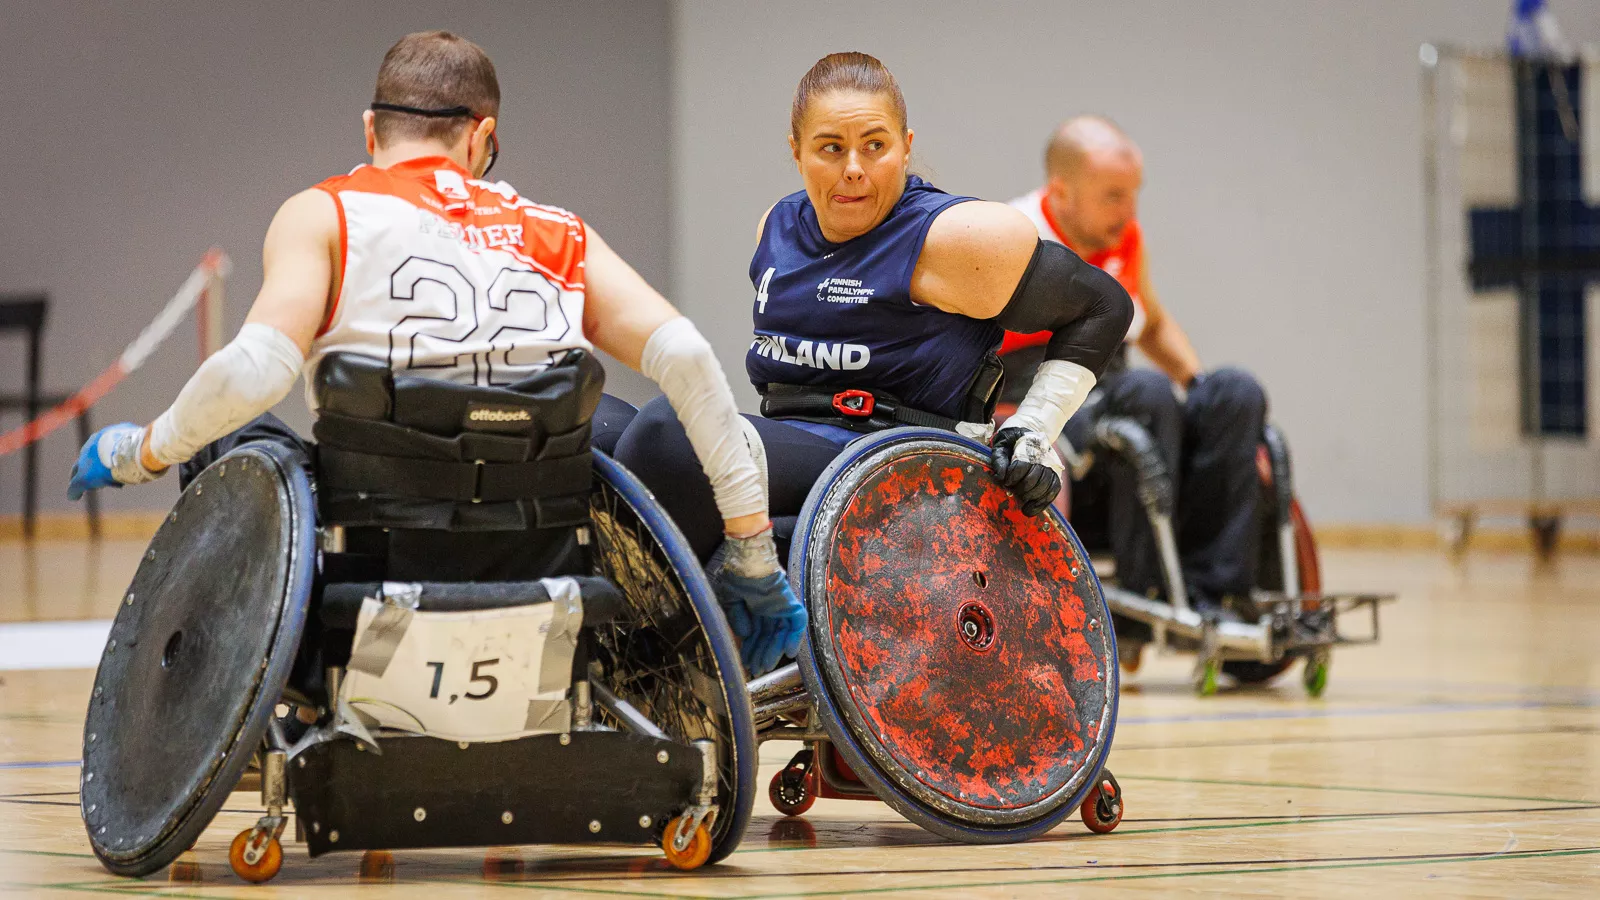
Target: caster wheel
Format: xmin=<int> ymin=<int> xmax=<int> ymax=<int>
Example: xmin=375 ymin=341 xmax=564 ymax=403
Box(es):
xmin=228 ymin=828 xmax=282 ymax=883
xmin=1081 ymin=770 xmax=1124 ymax=834
xmin=769 ymin=765 xmax=815 ymax=816
xmin=1119 ymin=641 xmax=1145 ymax=675
xmin=359 ymin=850 xmax=396 ymax=883
xmin=1303 ymin=653 xmax=1330 ymax=698
xmin=661 ymin=815 xmax=713 ymax=871
xmin=1194 ymin=658 xmax=1219 ymax=697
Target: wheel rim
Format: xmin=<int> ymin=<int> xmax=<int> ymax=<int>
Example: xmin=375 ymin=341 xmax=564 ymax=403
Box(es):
xmin=588 ymin=458 xmax=753 ymax=862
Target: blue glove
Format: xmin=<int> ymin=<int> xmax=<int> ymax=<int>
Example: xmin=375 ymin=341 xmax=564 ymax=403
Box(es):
xmin=716 ymin=569 xmax=806 ymax=676
xmin=68 ymin=423 xmax=154 ymax=500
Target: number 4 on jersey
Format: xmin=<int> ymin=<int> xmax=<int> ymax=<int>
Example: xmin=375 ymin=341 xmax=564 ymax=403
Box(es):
xmin=756 ymin=267 xmax=775 ymax=314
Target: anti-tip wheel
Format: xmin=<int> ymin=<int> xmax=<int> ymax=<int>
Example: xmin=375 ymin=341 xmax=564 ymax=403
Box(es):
xmin=661 ymin=815 xmax=713 ymax=871
xmin=359 ymin=850 xmax=396 ymax=884
xmin=1080 ymin=770 xmax=1124 ymax=834
xmin=769 ymin=765 xmax=816 ymax=817
xmin=1193 ymin=658 xmax=1220 ymax=697
xmin=1303 ymin=653 xmax=1330 ymax=698
xmin=228 ymin=828 xmax=282 ymax=883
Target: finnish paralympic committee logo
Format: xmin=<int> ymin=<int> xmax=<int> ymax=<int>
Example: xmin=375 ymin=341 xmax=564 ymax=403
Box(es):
xmin=816 ymin=276 xmax=875 ymax=304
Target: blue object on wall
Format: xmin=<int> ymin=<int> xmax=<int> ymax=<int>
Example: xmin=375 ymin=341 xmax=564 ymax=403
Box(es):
xmin=1467 ymin=62 xmax=1597 ymax=438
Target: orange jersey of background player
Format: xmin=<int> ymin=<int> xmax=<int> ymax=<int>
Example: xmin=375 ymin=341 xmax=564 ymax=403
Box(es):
xmin=309 ymin=156 xmax=591 ymax=397
xmin=1000 ymin=187 xmax=1146 ymax=354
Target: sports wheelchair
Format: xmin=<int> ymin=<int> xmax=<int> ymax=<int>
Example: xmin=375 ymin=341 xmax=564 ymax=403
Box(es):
xmin=752 ymin=427 xmax=1125 ymax=842
xmin=1066 ymin=404 xmax=1393 ymax=697
xmin=80 ymin=352 xmax=756 ymax=882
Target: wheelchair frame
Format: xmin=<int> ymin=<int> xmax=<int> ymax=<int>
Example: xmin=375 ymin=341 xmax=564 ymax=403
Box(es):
xmin=83 ymin=444 xmax=756 ymax=882
xmin=1079 ymin=418 xmax=1394 ymax=697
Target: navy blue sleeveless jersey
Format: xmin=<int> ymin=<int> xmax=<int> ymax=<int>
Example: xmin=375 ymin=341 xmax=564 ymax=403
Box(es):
xmin=747 ymin=176 xmax=1004 ymax=419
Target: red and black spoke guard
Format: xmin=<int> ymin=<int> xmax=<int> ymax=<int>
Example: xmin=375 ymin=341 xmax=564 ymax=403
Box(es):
xmin=791 ymin=427 xmax=1119 ymax=842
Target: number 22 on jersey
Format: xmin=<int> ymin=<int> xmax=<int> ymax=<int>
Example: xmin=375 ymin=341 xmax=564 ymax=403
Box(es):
xmin=388 ymin=257 xmax=574 ymax=385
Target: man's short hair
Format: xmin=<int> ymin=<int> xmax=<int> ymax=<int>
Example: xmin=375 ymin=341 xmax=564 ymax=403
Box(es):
xmin=1046 ymin=115 xmax=1137 ymax=180
xmin=372 ymin=31 xmax=500 ymax=146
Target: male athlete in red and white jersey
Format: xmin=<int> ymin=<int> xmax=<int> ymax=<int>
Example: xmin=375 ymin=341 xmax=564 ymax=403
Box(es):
xmin=68 ymin=31 xmax=805 ymax=674
xmin=305 ymin=158 xmax=593 ymax=396
xmin=1005 ymin=116 xmax=1269 ymax=631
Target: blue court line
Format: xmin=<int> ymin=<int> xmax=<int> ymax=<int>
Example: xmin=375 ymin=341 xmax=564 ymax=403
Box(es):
xmin=1339 ymin=678 xmax=1600 ymax=700
xmin=1119 ymin=696 xmax=1598 ymax=726
xmin=0 ymin=760 xmax=79 ymax=771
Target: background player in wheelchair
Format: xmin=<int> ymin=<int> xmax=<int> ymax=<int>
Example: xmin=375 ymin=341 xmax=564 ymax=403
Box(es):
xmin=66 ymin=31 xmax=803 ymax=879
xmin=1000 ymin=116 xmax=1391 ymax=697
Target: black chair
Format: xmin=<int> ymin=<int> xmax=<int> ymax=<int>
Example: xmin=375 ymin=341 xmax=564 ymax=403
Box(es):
xmin=1 ymin=294 xmax=100 ymax=538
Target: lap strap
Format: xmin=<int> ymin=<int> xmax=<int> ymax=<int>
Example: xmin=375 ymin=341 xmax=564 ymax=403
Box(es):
xmin=759 ymin=384 xmax=964 ymax=434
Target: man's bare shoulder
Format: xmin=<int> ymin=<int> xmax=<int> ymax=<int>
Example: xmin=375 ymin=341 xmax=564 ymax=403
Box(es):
xmin=272 ymin=188 xmax=340 ymax=235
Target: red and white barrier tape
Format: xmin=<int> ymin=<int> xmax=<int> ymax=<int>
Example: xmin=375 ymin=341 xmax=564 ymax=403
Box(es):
xmin=0 ymin=249 xmax=230 ymax=457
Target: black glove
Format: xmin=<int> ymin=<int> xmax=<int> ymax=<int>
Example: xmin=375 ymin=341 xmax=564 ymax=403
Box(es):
xmin=990 ymin=426 xmax=1063 ymax=516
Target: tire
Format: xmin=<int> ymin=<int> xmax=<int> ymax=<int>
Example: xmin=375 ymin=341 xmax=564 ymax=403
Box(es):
xmin=792 ymin=427 xmax=1118 ymax=843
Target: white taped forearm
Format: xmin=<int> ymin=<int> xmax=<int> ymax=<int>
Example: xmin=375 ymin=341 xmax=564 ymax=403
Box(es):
xmin=146 ymin=323 xmax=304 ymax=466
xmin=1006 ymin=359 xmax=1096 ymax=443
xmin=641 ymin=317 xmax=767 ymax=523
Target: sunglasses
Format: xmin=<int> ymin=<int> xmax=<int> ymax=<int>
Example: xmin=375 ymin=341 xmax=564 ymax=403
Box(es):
xmin=369 ymin=102 xmax=499 ymax=177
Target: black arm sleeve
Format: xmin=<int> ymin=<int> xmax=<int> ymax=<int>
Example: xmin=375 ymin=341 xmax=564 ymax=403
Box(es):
xmin=993 ymin=239 xmax=1134 ymax=378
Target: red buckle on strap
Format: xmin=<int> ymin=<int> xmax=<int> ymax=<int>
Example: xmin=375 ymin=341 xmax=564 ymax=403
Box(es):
xmin=832 ymin=389 xmax=875 ymax=418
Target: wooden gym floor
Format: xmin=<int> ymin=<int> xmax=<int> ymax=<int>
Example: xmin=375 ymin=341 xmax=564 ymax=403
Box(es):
xmin=2 ymin=539 xmax=1598 ymax=897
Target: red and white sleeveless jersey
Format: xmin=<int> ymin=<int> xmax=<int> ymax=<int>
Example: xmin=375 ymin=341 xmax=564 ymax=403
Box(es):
xmin=1004 ymin=188 xmax=1146 ymax=354
xmin=307 ymin=156 xmax=590 ymax=401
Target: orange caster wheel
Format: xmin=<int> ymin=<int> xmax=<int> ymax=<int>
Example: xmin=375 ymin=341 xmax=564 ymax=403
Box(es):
xmin=359 ymin=850 xmax=396 ymax=883
xmin=228 ymin=828 xmax=283 ymax=883
xmin=769 ymin=763 xmax=816 ymax=816
xmin=661 ymin=815 xmax=712 ymax=871
xmin=1081 ymin=770 xmax=1123 ymax=834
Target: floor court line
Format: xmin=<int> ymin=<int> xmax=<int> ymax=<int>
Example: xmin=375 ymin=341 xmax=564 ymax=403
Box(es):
xmin=749 ymin=847 xmax=1600 ymax=898
xmin=43 ymin=845 xmax=1596 ymax=900
xmin=1124 ymin=773 xmax=1596 ymax=805
xmin=1118 ymin=696 xmax=1598 ymax=726
xmin=1114 ymin=723 xmax=1600 ymax=751
xmin=732 ymin=804 xmax=1600 ymax=857
xmin=495 ymin=817 xmax=1600 ymax=879
xmin=10 ymin=818 xmax=1600 ymax=898
xmin=8 ymin=804 xmax=1588 ymax=878
xmin=0 ymin=619 xmax=111 ymax=671
xmin=0 ymin=759 xmax=79 ymax=770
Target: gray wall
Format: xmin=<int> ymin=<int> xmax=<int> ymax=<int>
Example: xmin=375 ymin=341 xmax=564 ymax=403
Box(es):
xmin=0 ymin=0 xmax=671 ymax=515
xmin=9 ymin=2 xmax=1599 ymax=525
xmin=670 ymin=0 xmax=1600 ymax=525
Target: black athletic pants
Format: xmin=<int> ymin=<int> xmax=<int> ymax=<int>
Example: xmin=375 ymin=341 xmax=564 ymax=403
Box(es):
xmin=1062 ymin=366 xmax=1267 ymax=611
xmin=610 ymin=395 xmax=847 ymax=562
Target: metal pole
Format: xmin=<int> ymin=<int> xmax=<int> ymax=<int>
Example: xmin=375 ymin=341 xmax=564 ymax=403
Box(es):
xmin=1421 ymin=44 xmax=1443 ymax=522
xmin=197 ymin=267 xmax=225 ymax=361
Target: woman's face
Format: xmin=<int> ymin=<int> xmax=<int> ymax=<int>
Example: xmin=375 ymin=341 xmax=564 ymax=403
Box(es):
xmin=790 ymin=90 xmax=913 ymax=244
